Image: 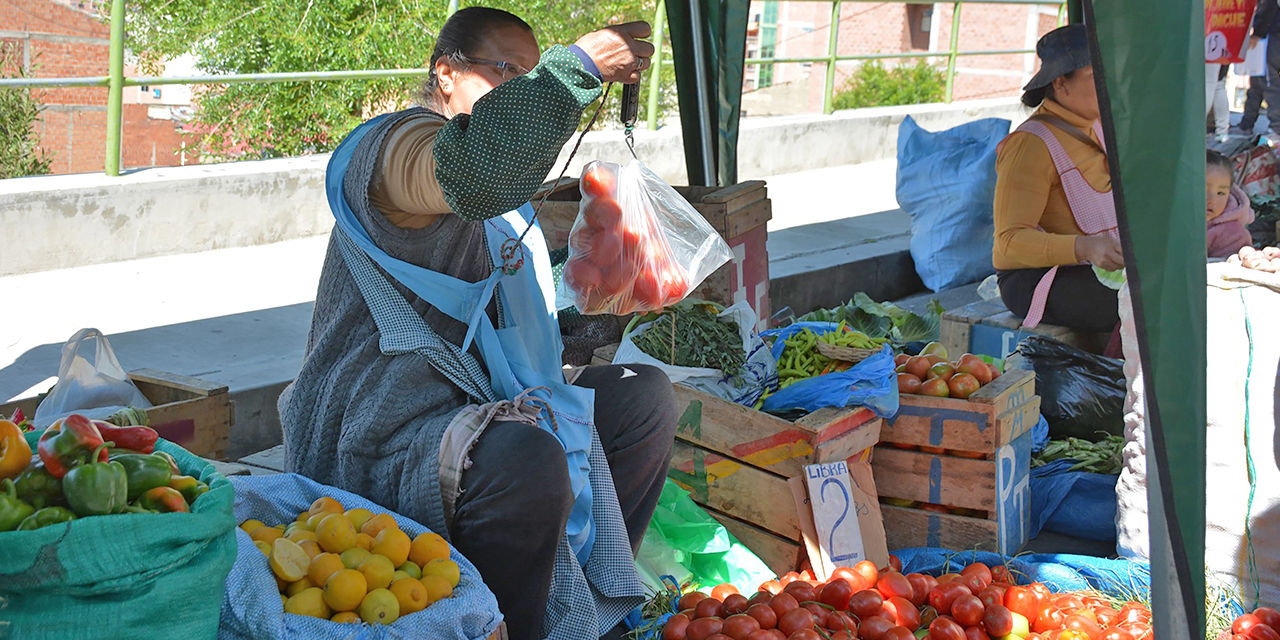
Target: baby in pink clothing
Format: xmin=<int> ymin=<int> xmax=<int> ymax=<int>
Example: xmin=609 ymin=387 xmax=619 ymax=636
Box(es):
xmin=1206 ymin=150 xmax=1255 ymax=258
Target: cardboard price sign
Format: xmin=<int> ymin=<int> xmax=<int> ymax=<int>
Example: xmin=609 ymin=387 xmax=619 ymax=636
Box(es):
xmin=789 ymin=457 xmax=889 ymax=580
xmin=1206 ymin=0 xmax=1258 ymax=63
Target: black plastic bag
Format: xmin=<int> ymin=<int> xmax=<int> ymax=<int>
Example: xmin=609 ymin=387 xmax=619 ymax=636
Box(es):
xmin=1012 ymin=335 xmax=1125 ymax=440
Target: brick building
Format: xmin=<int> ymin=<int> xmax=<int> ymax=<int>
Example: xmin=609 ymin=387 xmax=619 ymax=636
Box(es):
xmin=1 ymin=0 xmax=190 ymax=175
xmin=744 ymin=0 xmax=1062 ymax=115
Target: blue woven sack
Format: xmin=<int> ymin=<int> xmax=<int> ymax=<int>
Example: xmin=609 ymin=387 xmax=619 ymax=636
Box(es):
xmin=218 ymin=474 xmax=502 ymax=640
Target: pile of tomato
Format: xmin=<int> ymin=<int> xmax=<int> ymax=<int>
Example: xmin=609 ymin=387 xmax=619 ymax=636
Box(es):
xmin=661 ymin=558 xmax=1153 ymax=640
xmin=562 ymin=161 xmax=690 ymax=315
xmin=1226 ymin=607 xmax=1280 ymax=640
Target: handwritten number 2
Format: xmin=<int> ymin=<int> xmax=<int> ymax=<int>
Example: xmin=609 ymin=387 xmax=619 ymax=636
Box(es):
xmin=821 ymin=478 xmax=858 ymax=563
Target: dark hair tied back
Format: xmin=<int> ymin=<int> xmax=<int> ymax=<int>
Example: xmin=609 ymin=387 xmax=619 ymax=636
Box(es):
xmin=419 ymin=7 xmax=533 ymax=106
xmin=1207 ymin=149 xmax=1235 ymax=182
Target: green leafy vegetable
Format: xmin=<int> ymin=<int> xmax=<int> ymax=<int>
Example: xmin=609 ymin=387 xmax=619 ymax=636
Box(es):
xmin=632 ymin=302 xmax=746 ymax=377
xmin=1032 ymin=435 xmax=1126 ymax=475
xmin=798 ymin=293 xmax=944 ymax=343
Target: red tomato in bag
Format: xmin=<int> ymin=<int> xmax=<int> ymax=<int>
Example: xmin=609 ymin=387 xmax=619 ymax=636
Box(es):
xmin=585 ymin=198 xmax=622 ymax=229
xmin=632 ymin=270 xmax=665 ymax=309
xmin=589 ymin=231 xmax=622 ymax=266
xmin=564 ymin=258 xmax=602 ymax=291
xmin=581 ymin=163 xmax=616 ymax=199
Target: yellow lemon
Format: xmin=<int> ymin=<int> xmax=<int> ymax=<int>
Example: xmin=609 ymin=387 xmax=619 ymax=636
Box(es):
xmin=409 ymin=532 xmax=450 ymax=567
xmin=397 ymin=561 xmax=422 ymax=580
xmin=304 ymin=513 xmax=327 ymax=532
xmin=308 ymin=496 xmax=345 ymax=519
xmin=390 ymin=577 xmax=429 ymax=615
xmin=344 ymin=508 xmax=374 ymax=531
xmin=360 ymin=513 xmax=398 ymax=538
xmin=355 ymin=533 xmax=375 ymax=552
xmin=280 ymin=593 xmax=288 ymax=607
xmin=286 ymin=528 xmax=317 ymax=544
xmin=296 ymin=511 xmax=310 ymax=523
xmin=358 ymin=588 xmax=400 ymax=625
xmin=285 ymin=577 xmax=314 ymax=597
xmin=270 ymin=538 xmax=310 ymax=582
xmin=298 ymin=540 xmax=323 ymax=560
xmin=273 ymin=524 xmax=287 ymax=531
xmin=240 ymin=519 xmax=266 ymax=535
xmin=392 ymin=571 xmax=411 ymax=583
xmin=250 ymin=527 xmax=284 ymax=545
xmin=358 ymin=554 xmax=396 ymax=591
xmin=340 ymin=548 xmax=372 ymax=570
xmin=323 ymin=569 xmax=367 ymax=612
xmin=284 ymin=587 xmax=331 ymax=619
xmin=317 ymin=513 xmax=357 ymax=554
xmin=422 ymin=558 xmax=460 ymax=589
xmin=331 ymin=611 xmax=360 ymax=623
xmin=307 ymin=552 xmax=345 ymax=588
xmin=254 ymin=540 xmax=272 ymax=557
xmin=373 ymin=528 xmax=411 ymax=567
xmin=420 ymin=575 xmax=453 ymax=603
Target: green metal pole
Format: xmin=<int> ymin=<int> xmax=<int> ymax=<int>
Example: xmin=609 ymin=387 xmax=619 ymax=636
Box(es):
xmin=447 ymin=0 xmax=458 ymax=17
xmin=944 ymin=2 xmax=961 ymax=103
xmin=104 ymin=0 xmax=125 ymax=176
xmin=647 ymin=0 xmax=666 ymax=130
xmin=1058 ymin=2 xmax=1066 ymax=26
xmin=823 ymin=0 xmax=842 ymax=114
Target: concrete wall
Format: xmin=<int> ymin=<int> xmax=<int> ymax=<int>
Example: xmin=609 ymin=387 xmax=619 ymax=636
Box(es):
xmin=0 ymin=98 xmax=1031 ymax=277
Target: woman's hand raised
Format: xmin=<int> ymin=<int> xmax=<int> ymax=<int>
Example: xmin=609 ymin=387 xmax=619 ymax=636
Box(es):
xmin=575 ymin=22 xmax=655 ymax=84
xmin=1075 ymin=234 xmax=1124 ymax=271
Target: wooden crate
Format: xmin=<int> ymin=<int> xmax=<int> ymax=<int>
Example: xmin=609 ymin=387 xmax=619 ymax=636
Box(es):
xmin=537 ymin=179 xmax=772 ymax=330
xmin=666 ymin=384 xmax=882 ymax=570
xmin=2 ymin=369 xmax=234 ymax=460
xmin=939 ymin=299 xmax=1109 ymax=359
xmin=873 ymin=369 xmax=1039 ymax=555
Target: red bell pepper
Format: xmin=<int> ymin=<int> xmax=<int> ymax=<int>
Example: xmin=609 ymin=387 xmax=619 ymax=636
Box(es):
xmin=37 ymin=414 xmax=107 ymax=478
xmin=92 ymin=420 xmax=158 ymax=454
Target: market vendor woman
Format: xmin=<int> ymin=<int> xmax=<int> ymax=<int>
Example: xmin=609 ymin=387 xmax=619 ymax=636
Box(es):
xmin=278 ymin=8 xmax=678 ymax=640
xmin=993 ymin=25 xmax=1123 ymax=333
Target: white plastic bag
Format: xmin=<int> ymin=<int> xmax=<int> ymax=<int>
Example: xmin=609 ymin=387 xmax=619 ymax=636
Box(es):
xmin=33 ymin=328 xmax=152 ymax=429
xmin=556 ymin=160 xmax=733 ymax=315
xmin=612 ymin=300 xmax=777 ymax=407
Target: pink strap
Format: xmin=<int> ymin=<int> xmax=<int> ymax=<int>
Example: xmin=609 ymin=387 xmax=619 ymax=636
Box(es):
xmin=1023 ymin=266 xmax=1060 ymax=329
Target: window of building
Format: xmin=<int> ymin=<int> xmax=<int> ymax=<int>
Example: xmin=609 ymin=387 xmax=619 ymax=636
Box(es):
xmin=907 ymin=4 xmax=934 ymax=51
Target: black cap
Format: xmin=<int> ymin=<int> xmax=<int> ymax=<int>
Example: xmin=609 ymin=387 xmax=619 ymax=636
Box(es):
xmin=1024 ymin=25 xmax=1091 ymax=91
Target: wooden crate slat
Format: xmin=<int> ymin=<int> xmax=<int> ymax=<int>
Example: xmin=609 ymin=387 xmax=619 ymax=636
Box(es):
xmin=994 ymin=395 xmax=1041 ymax=446
xmin=673 ymin=386 xmax=880 ymax=478
xmin=130 ymin=368 xmax=229 ymax=400
xmin=669 ymin=440 xmax=800 ymax=542
xmin=881 ymin=503 xmax=1001 ymax=552
xmin=882 ymin=371 xmax=1035 ymax=453
xmin=706 ymin=506 xmax=804 ymax=578
xmin=726 ymin=198 xmax=773 ymax=238
xmin=871 ymin=447 xmax=997 ymax=511
xmin=148 ymin=394 xmax=233 ymax=461
xmin=239 ymin=444 xmax=287 ymax=472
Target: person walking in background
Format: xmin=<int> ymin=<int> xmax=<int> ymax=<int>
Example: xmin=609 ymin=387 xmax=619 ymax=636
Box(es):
xmin=1208 ymin=63 xmax=1231 ymax=141
xmin=1235 ymin=34 xmax=1269 ymax=134
xmin=1246 ymin=0 xmax=1280 ymax=138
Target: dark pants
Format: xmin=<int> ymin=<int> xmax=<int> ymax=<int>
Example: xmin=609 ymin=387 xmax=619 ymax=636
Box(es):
xmin=997 ymin=265 xmax=1120 ymax=334
xmin=1265 ymin=37 xmax=1280 ymax=135
xmin=449 ymin=364 xmax=678 ymax=640
xmin=1241 ymin=75 xmax=1267 ymax=131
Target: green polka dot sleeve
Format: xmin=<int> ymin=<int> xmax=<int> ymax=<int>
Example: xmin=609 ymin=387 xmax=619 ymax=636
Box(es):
xmin=433 ymin=45 xmax=604 ymax=221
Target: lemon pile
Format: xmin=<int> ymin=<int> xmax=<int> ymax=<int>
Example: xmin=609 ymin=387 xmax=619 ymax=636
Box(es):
xmin=240 ymin=497 xmax=461 ymax=625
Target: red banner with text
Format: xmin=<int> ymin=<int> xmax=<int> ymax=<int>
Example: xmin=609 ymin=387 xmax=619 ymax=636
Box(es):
xmin=1206 ymin=0 xmax=1259 ymax=63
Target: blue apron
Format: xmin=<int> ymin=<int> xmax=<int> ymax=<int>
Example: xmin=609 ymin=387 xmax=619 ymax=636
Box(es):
xmin=324 ymin=113 xmax=600 ymax=564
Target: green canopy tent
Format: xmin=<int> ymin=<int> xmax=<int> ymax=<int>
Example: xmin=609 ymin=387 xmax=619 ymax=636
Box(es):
xmin=665 ymin=0 xmax=1206 ymax=635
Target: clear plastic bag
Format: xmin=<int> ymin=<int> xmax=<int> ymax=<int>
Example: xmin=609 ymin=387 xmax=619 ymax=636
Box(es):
xmin=33 ymin=328 xmax=152 ymax=429
xmin=555 ymin=160 xmax=733 ymax=315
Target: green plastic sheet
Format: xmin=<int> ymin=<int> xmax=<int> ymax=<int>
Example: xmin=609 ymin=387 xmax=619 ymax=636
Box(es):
xmin=637 ymin=479 xmax=775 ymax=594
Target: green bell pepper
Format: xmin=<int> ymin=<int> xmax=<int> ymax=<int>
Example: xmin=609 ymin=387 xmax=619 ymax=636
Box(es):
xmin=111 ymin=452 xmax=173 ymax=501
xmin=14 ymin=461 xmax=66 ymax=509
xmin=62 ymin=442 xmax=128 ymax=517
xmin=167 ymin=474 xmax=209 ymax=505
xmin=0 ymin=479 xmax=35 ymax=531
xmin=17 ymin=506 xmax=77 ymax=530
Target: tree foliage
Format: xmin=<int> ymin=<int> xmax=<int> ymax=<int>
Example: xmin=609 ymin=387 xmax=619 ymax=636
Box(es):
xmin=127 ymin=0 xmax=668 ymax=160
xmin=831 ymin=60 xmax=946 ymax=111
xmin=0 ymin=44 xmax=53 ymax=179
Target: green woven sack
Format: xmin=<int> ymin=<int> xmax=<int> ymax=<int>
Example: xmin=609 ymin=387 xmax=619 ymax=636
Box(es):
xmin=0 ymin=431 xmax=237 ymax=639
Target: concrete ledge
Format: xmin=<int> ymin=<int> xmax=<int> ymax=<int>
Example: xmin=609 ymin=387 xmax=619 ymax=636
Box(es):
xmin=2 ymin=99 xmax=1029 ymax=277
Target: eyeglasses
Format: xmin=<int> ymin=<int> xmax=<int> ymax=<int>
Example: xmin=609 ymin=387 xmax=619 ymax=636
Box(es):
xmin=448 ymin=52 xmax=530 ymax=80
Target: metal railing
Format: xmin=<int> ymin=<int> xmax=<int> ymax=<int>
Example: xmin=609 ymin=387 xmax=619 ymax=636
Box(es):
xmin=1 ymin=0 xmax=1062 ymax=176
